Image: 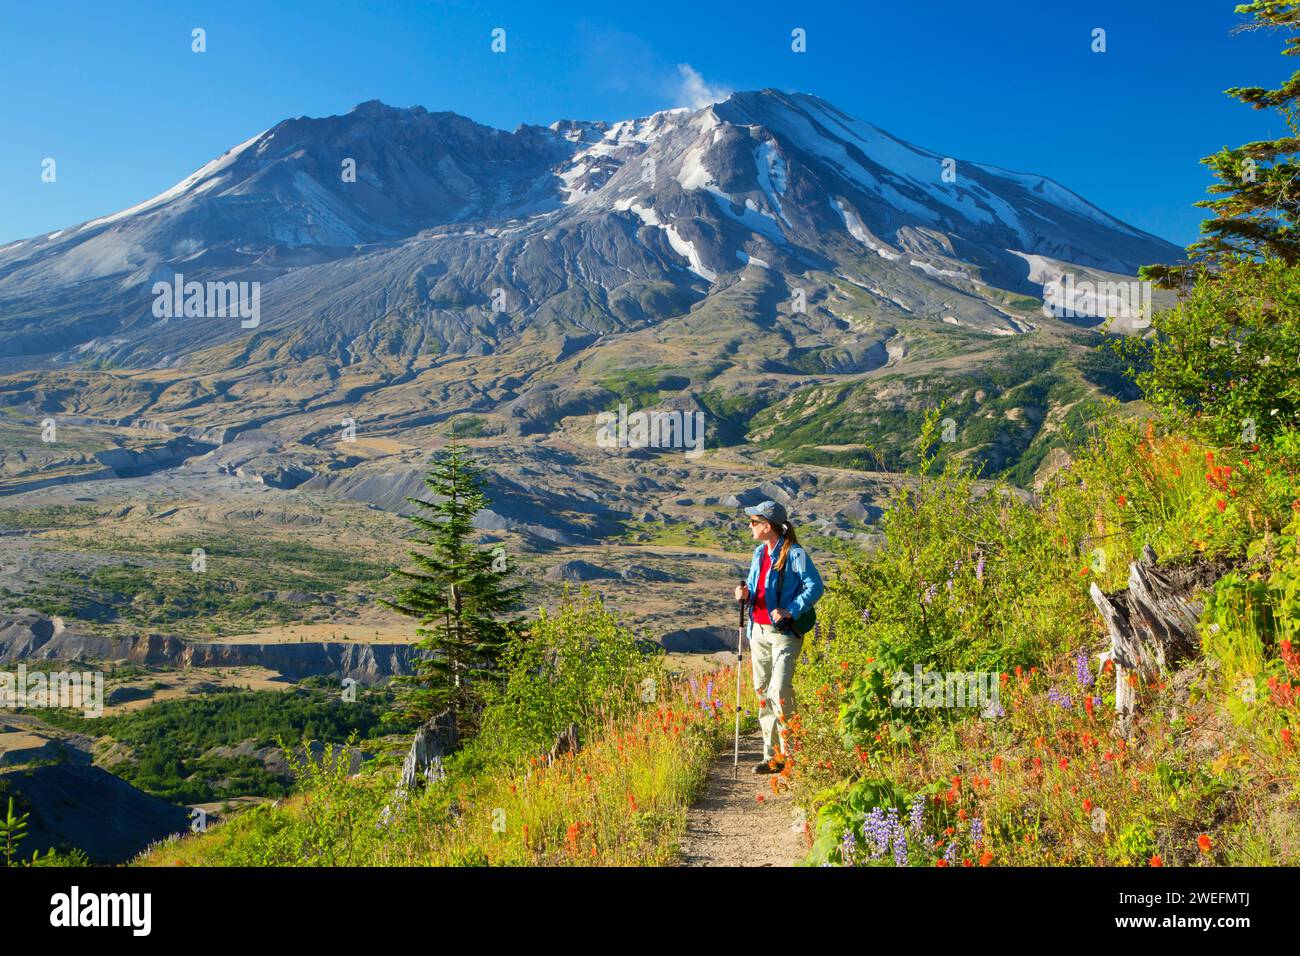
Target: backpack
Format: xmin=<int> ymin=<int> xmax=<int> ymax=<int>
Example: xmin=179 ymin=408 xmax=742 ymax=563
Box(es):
xmin=774 ymin=551 xmax=817 ymax=638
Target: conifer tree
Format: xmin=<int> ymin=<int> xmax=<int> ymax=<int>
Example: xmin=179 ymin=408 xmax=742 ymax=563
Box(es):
xmin=383 ymin=440 xmax=521 ymax=734
xmin=1145 ymin=2 xmax=1300 ymax=286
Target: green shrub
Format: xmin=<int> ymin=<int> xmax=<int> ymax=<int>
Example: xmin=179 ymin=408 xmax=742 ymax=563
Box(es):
xmin=471 ymin=587 xmax=662 ymax=768
xmin=1117 ymin=258 xmax=1300 ymax=450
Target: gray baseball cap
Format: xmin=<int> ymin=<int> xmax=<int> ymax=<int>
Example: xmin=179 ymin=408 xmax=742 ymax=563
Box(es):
xmin=743 ymin=500 xmax=788 ymax=526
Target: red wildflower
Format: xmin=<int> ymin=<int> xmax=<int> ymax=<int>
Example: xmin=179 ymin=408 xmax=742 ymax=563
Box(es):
xmin=1150 ymin=854 xmax=1163 ymax=867
xmin=1197 ymin=834 xmax=1212 ymax=854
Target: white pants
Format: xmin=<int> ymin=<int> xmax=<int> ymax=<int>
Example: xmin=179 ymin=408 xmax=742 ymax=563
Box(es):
xmin=749 ymin=621 xmax=801 ymax=761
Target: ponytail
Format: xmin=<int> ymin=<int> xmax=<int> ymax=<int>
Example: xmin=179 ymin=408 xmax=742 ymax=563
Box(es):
xmin=773 ymin=523 xmax=799 ymax=572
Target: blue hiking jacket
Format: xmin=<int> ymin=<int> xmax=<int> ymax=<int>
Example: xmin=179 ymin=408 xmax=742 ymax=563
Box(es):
xmin=744 ymin=539 xmax=823 ymax=639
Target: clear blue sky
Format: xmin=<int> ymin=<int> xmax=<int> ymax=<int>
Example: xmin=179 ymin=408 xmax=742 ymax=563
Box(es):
xmin=0 ymin=0 xmax=1287 ymax=246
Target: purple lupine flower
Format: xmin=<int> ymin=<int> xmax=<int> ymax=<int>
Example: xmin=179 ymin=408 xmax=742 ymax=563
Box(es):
xmin=892 ymin=830 xmax=909 ymax=867
xmin=975 ymin=554 xmax=985 ymax=583
xmin=970 ymin=817 xmax=983 ymax=846
xmin=860 ymin=607 xmax=872 ymax=624
xmin=922 ymin=583 xmax=937 ymax=605
xmin=943 ymin=840 xmax=958 ymax=865
xmin=1046 ymin=686 xmax=1073 ymax=710
xmin=1092 ymin=696 xmax=1102 ymax=710
xmin=864 ymin=807 xmax=890 ymax=858
xmin=1075 ymin=649 xmax=1094 ymax=689
xmin=886 ymin=807 xmax=905 ymax=862
xmin=841 ymin=828 xmax=857 ymax=866
xmin=705 ymin=679 xmax=714 ymax=700
xmin=908 ymin=794 xmax=925 ymax=834
xmin=945 ymin=578 xmax=954 ymax=594
xmin=689 ymin=677 xmax=698 ymax=698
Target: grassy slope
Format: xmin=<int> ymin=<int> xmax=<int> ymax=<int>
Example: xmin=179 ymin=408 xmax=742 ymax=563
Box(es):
xmin=134 ymin=667 xmax=747 ymax=866
xmin=785 ymin=425 xmax=1300 ymax=867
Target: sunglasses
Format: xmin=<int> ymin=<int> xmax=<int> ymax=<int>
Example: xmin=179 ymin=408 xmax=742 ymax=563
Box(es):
xmin=748 ymin=518 xmax=769 ymax=526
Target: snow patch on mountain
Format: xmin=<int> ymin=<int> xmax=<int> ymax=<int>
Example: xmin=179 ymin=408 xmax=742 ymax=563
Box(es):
xmin=832 ymin=198 xmax=901 ymax=260
xmin=663 ymin=224 xmax=716 ymax=281
xmin=711 ymin=193 xmax=785 ymax=243
xmin=755 ymin=142 xmax=790 ymax=227
xmin=615 ymin=197 xmax=663 ymax=228
xmin=909 ymin=258 xmax=969 ymax=281
xmin=979 ymin=164 xmax=1144 ymax=239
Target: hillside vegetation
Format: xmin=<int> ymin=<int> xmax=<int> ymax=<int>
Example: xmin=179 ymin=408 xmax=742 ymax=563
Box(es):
xmin=133 ymin=254 xmax=1299 ymax=868
xmin=136 ymin=592 xmax=745 ymax=865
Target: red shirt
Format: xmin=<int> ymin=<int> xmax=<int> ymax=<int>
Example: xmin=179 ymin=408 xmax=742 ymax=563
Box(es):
xmin=752 ymin=545 xmax=774 ymax=625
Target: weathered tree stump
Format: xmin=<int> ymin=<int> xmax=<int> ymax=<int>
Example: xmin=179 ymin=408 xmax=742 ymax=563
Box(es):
xmin=398 ymin=709 xmax=459 ymax=791
xmin=547 ymin=723 xmax=580 ymax=765
xmin=1089 ymin=545 xmax=1237 ymax=734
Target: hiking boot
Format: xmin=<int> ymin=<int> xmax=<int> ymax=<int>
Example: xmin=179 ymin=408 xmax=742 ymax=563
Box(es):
xmin=752 ymin=759 xmax=778 ymax=774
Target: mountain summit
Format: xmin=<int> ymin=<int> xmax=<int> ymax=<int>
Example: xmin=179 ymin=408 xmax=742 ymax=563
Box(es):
xmin=0 ymin=90 xmax=1177 ymax=367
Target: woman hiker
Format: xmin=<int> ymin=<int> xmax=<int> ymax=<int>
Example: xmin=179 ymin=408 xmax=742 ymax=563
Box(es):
xmin=733 ymin=500 xmax=823 ymax=774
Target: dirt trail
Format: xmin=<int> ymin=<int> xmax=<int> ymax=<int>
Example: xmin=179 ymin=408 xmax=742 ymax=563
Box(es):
xmin=678 ymin=730 xmax=809 ymax=866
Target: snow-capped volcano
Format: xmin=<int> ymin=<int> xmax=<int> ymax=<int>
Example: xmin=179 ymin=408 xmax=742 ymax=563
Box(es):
xmin=0 ymin=89 xmax=1179 ymax=366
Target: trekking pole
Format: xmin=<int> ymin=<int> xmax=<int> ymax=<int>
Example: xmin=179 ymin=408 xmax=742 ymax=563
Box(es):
xmin=734 ymin=591 xmax=745 ymax=778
